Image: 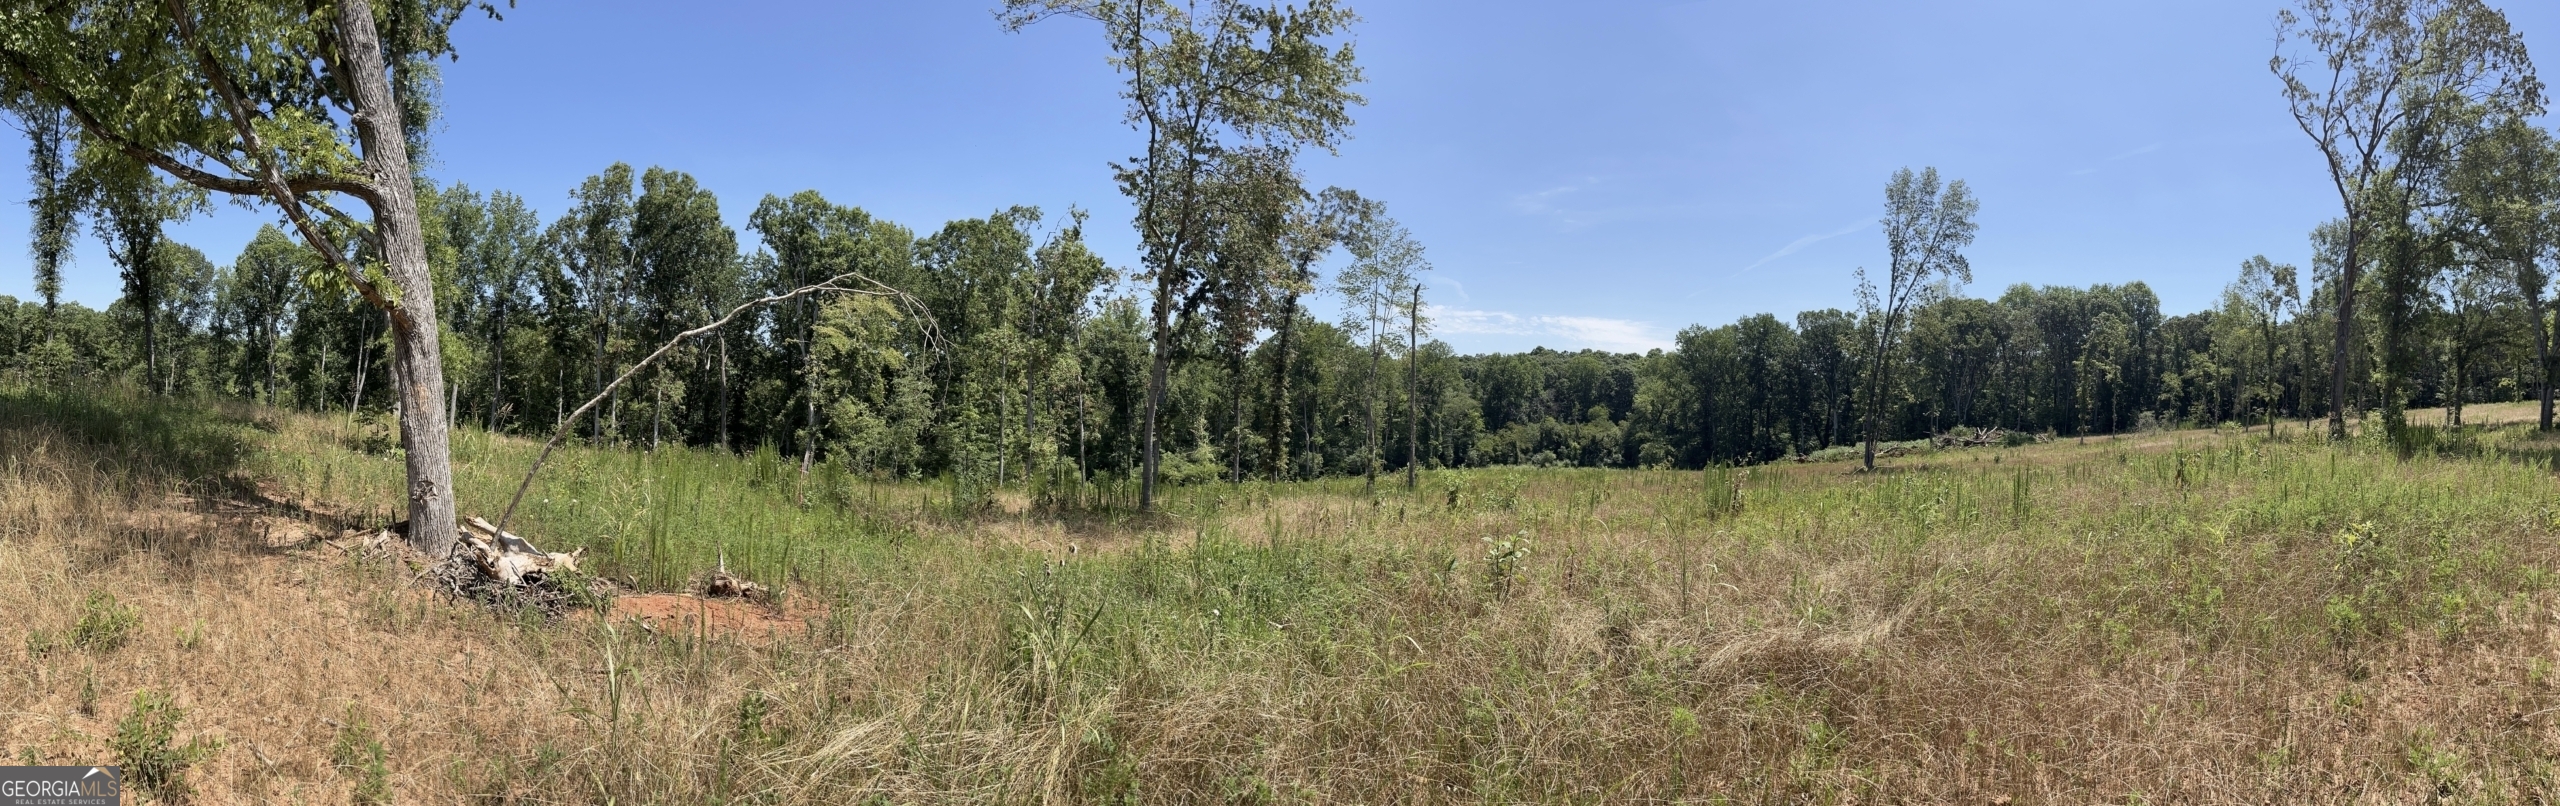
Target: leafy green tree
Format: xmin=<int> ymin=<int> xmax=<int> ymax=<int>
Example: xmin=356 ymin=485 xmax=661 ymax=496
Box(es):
xmin=2272 ymin=0 xmax=2541 ymax=438
xmin=0 ymin=0 xmax=491 ymax=554
xmin=630 ymin=167 xmax=740 ymax=449
xmin=2228 ymin=256 xmax=2301 ymax=432
xmin=218 ymin=227 xmax=310 ymax=404
xmin=1856 ymin=167 xmax=1978 ymax=470
xmin=2449 ymin=119 xmax=2559 ymax=428
xmin=8 ymin=100 xmax=76 ymax=331
xmin=550 ymin=164 xmax=637 ymax=442
xmin=1002 ymin=0 xmax=1363 ymax=511
xmin=1336 ymin=210 xmax=1425 ymax=493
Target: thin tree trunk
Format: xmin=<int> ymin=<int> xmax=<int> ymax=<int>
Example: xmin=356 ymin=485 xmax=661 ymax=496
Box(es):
xmin=1406 ymin=284 xmax=1420 ymax=490
xmin=486 ymin=301 xmax=506 ymax=429
xmin=1364 ymin=297 xmax=1381 ymax=496
xmin=1140 ymin=286 xmax=1174 ymax=512
xmin=1077 ymin=382 xmax=1089 ymax=482
xmin=1267 ymin=294 xmax=1298 ymax=483
xmin=2528 ymin=283 xmax=2552 ymax=431
xmin=2329 ymin=225 xmax=2362 ymax=439
xmin=718 ymin=327 xmax=732 ymax=451
xmin=1228 ymin=351 xmax=1244 ymax=484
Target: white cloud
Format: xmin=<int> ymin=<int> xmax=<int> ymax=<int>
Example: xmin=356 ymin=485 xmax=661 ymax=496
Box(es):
xmin=1430 ymin=306 xmax=1675 ymax=353
xmin=2105 ymin=142 xmax=2163 ymax=161
xmin=1736 ymin=220 xmax=1865 ymax=275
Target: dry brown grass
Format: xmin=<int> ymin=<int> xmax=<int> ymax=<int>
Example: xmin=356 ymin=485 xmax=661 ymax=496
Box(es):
xmin=8 ymin=388 xmax=2560 ymax=803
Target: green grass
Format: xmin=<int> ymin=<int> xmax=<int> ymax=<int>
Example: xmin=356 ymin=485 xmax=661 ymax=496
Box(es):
xmin=18 ymin=382 xmax=2560 ymax=801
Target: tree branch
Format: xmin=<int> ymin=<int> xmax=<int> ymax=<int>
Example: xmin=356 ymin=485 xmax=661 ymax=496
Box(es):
xmin=495 ymin=270 xmax=936 ymax=535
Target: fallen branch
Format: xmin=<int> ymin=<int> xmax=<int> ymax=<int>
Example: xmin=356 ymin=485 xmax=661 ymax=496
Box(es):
xmin=495 ymin=270 xmax=936 ymax=535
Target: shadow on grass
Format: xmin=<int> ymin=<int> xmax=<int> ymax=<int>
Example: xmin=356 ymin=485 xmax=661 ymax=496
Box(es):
xmin=0 ymin=384 xmax=371 ymax=565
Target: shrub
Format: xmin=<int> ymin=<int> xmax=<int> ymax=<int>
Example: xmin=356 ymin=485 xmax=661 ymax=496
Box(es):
xmin=111 ymin=689 xmax=220 ymax=802
xmin=69 ymin=591 xmax=139 ymax=652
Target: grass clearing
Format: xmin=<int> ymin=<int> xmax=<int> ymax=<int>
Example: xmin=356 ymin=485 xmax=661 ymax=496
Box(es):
xmin=7 ymin=384 xmax=2560 ymax=801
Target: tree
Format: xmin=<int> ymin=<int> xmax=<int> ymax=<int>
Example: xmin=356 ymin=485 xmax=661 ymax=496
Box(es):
xmin=1856 ymin=167 xmax=1978 ymax=471
xmin=89 ymin=167 xmax=199 ymax=393
xmin=629 ymin=167 xmax=739 ymax=449
xmin=2449 ymin=119 xmax=2559 ymax=429
xmin=1336 ymin=211 xmax=1425 ymax=494
xmin=2272 ymin=0 xmax=2540 ymax=438
xmin=2228 ymin=256 xmax=2301 ymax=433
xmin=1264 ymin=186 xmax=1361 ymax=481
xmin=221 ymin=227 xmax=310 ymax=404
xmin=1002 ymin=0 xmax=1362 ymax=511
xmin=1 ymin=0 xmax=489 ymax=555
xmin=8 ymin=101 xmax=75 ymax=331
xmin=551 ymin=164 xmax=637 ymax=443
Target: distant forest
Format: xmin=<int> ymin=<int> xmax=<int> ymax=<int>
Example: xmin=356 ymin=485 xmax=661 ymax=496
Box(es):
xmin=3 ymin=159 xmax=2551 ymax=479
xmin=2 ymin=0 xmax=2555 ymax=493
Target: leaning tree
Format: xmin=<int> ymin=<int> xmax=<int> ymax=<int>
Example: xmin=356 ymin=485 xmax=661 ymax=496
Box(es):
xmin=1 ymin=0 xmax=493 ymax=554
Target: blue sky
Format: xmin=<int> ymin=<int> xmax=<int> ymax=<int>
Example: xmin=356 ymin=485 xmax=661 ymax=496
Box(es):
xmin=2 ymin=1 xmax=2555 ymax=354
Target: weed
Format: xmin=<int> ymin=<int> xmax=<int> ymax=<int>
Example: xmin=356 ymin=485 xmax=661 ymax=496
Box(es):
xmin=328 ymin=711 xmax=391 ymax=806
xmin=110 ymin=690 xmax=220 ymax=803
xmin=69 ymin=590 xmax=139 ymax=652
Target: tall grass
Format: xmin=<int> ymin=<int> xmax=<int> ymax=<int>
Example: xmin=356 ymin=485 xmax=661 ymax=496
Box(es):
xmin=11 ymin=384 xmax=2560 ymax=801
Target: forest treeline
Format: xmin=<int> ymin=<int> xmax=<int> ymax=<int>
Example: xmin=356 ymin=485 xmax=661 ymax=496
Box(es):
xmin=1 ymin=0 xmax=2557 ymax=501
xmin=3 ymin=149 xmax=2554 ymax=481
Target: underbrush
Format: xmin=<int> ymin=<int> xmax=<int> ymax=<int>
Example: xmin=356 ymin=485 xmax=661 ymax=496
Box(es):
xmin=6 ymin=384 xmax=2560 ymax=802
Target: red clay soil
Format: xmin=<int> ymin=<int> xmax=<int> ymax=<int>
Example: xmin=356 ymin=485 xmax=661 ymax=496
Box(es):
xmin=598 ymin=593 xmax=820 ymax=645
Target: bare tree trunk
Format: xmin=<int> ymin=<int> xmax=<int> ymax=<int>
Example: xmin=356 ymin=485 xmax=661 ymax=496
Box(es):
xmin=1364 ymin=297 xmax=1381 ymax=496
xmin=717 ymin=327 xmax=732 ymax=450
xmin=1077 ymin=382 xmax=1090 ymax=482
xmin=2328 ymin=226 xmax=2362 ymax=439
xmin=1227 ymin=351 xmax=1244 ymax=484
xmin=486 ymin=301 xmax=506 ymax=429
xmin=1406 ymin=284 xmax=1420 ymax=490
xmin=2528 ymin=283 xmax=2553 ymax=431
xmin=1140 ymin=287 xmax=1173 ymax=512
xmin=335 ymin=0 xmax=458 ymax=555
xmin=1267 ymin=294 xmax=1298 ymax=483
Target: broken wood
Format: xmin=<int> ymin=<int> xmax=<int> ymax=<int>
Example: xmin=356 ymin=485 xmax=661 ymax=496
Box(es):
xmin=458 ymin=516 xmax=580 ymax=586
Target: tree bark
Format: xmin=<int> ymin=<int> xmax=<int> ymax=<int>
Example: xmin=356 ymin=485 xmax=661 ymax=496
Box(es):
xmin=1267 ymin=294 xmax=1298 ymax=483
xmin=2527 ymin=280 xmax=2552 ymax=431
xmin=1363 ymin=297 xmax=1381 ymax=496
xmin=2328 ymin=224 xmax=2361 ymax=439
xmin=334 ymin=0 xmax=457 ymax=556
xmin=1406 ymin=284 xmax=1420 ymax=490
xmin=1140 ymin=286 xmax=1173 ymax=511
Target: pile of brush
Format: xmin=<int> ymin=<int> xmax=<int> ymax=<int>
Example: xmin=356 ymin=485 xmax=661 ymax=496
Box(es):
xmin=1931 ymin=427 xmax=2041 ymax=449
xmin=424 ymin=517 xmax=594 ymax=616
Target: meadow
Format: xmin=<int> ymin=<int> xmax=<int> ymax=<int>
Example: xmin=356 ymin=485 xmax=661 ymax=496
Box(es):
xmin=8 ymin=385 xmax=2560 ymax=803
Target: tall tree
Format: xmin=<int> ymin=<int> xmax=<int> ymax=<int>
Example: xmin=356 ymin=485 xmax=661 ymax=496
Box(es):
xmin=221 ymin=226 xmax=309 ymax=404
xmin=2229 ymin=255 xmax=2301 ymax=432
xmin=1 ymin=0 xmax=489 ymax=555
xmin=2272 ymin=0 xmax=2540 ymax=438
xmin=10 ymin=101 xmax=75 ymax=330
xmin=1002 ymin=0 xmax=1362 ymax=511
xmin=1856 ymin=167 xmax=1978 ymax=471
xmin=551 ymin=165 xmax=637 ymax=443
xmin=2449 ymin=119 xmax=2559 ymax=429
xmin=1336 ymin=211 xmax=1424 ymax=494
xmin=1265 ymin=186 xmax=1362 ymax=481
xmin=629 ymin=167 xmax=739 ymax=449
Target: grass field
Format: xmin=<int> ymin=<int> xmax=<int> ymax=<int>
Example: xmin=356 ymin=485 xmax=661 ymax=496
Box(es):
xmin=9 ymin=385 xmax=2560 ymax=803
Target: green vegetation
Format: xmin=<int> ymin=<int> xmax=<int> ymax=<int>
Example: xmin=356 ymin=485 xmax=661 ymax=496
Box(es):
xmin=15 ymin=383 xmax=2560 ymax=800
xmin=109 ymin=690 xmax=219 ymax=803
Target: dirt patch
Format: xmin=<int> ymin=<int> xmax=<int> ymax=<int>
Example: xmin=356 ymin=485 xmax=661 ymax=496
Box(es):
xmin=599 ymin=593 xmax=818 ymax=645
